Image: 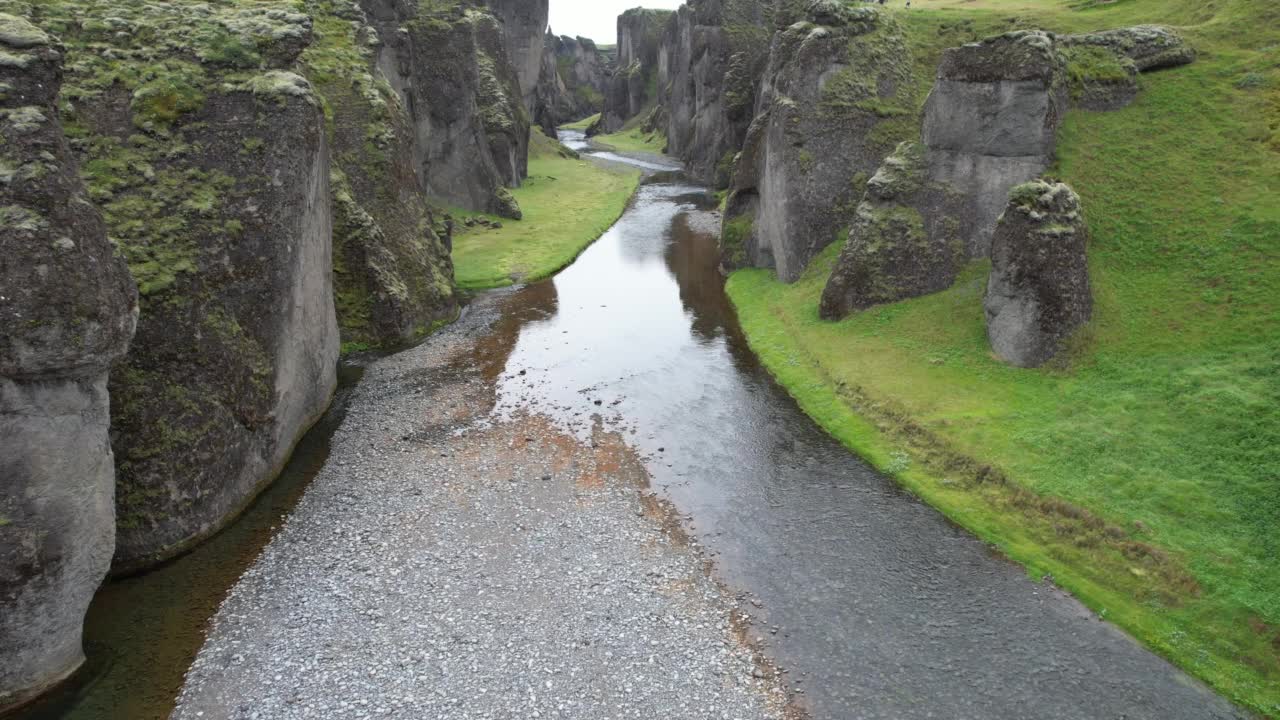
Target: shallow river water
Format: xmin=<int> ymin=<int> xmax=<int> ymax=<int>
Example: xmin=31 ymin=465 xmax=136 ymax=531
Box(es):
xmin=465 ymin=131 xmax=1245 ymax=719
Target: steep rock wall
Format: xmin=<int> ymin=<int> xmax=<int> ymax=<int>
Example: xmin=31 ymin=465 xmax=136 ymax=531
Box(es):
xmin=592 ymin=8 xmax=672 ymax=134
xmin=722 ymin=4 xmax=914 ymax=283
xmin=310 ymin=0 xmax=458 ymax=348
xmin=363 ymin=0 xmax=527 ymax=218
xmin=657 ymin=0 xmax=772 ymax=185
xmin=0 ymin=15 xmax=137 ymax=710
xmin=481 ymin=0 xmax=549 ymax=115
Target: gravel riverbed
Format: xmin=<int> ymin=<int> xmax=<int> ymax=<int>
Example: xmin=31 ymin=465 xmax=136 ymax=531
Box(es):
xmin=172 ymin=294 xmax=788 ymax=720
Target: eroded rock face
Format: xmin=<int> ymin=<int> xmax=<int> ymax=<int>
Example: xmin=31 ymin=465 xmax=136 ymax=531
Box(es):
xmin=922 ymin=30 xmax=1068 ymax=259
xmin=722 ymin=5 xmax=914 ymax=282
xmin=818 ymin=142 xmax=966 ymax=319
xmin=104 ymin=78 xmax=340 ymax=570
xmin=535 ymin=33 xmax=610 ymax=134
xmin=592 ymin=8 xmax=672 ymax=134
xmin=0 ymin=16 xmax=137 ymax=709
xmin=658 ymin=0 xmax=772 ymax=185
xmin=321 ymin=1 xmax=458 ymax=348
xmin=481 ymin=0 xmax=549 ymax=114
xmin=364 ymin=0 xmax=527 ymax=218
xmin=1059 ymin=25 xmax=1194 ymax=110
xmin=985 ymin=181 xmax=1092 ymax=367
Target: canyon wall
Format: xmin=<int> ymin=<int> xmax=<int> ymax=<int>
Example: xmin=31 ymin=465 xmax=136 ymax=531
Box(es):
xmin=0 ymin=0 xmax=539 ymax=704
xmin=0 ymin=15 xmax=138 ymax=710
xmin=657 ymin=0 xmax=772 ymax=184
xmin=592 ymin=8 xmax=672 ymax=134
xmin=535 ymin=33 xmax=611 ymax=134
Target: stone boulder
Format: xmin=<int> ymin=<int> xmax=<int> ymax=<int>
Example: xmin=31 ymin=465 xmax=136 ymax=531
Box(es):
xmin=0 ymin=15 xmax=138 ymax=710
xmin=722 ymin=5 xmax=915 ymax=282
xmin=984 ymin=181 xmax=1092 ymax=368
xmin=819 ymin=142 xmax=967 ymax=319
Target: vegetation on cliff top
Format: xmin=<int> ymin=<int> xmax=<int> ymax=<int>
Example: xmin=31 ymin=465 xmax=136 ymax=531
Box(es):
xmin=450 ymin=129 xmax=640 ymax=289
xmin=728 ymin=0 xmax=1280 ymax=715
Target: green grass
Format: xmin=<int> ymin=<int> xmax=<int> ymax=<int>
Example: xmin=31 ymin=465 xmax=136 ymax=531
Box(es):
xmin=450 ymin=131 xmax=641 ymax=289
xmin=726 ymin=0 xmax=1280 ymax=715
xmin=560 ymin=112 xmax=599 ymax=130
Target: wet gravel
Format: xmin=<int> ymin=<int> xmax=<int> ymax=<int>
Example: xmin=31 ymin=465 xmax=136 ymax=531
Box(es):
xmin=172 ymin=296 xmax=787 ymax=720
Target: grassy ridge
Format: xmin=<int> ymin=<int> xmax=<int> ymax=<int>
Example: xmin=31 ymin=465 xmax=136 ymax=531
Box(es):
xmin=450 ymin=130 xmax=640 ymax=289
xmin=726 ymin=0 xmax=1280 ymax=715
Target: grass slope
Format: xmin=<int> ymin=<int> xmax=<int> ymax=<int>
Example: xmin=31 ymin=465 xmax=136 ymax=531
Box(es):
xmin=727 ymin=0 xmax=1280 ymax=715
xmin=450 ymin=130 xmax=640 ymax=290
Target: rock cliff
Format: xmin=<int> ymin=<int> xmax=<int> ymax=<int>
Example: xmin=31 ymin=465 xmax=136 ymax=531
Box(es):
xmin=0 ymin=14 xmax=137 ymax=710
xmin=363 ymin=0 xmax=528 ymax=218
xmin=657 ymin=0 xmax=772 ymax=185
xmin=984 ymin=180 xmax=1092 ymax=367
xmin=535 ymin=33 xmax=610 ymax=134
xmin=592 ymin=8 xmax=672 ymax=134
xmin=722 ymin=4 xmax=915 ymax=283
xmin=481 ymin=0 xmax=549 ymax=116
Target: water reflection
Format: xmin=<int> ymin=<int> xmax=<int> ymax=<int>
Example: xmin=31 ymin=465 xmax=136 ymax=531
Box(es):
xmin=475 ymin=157 xmax=1243 ymax=719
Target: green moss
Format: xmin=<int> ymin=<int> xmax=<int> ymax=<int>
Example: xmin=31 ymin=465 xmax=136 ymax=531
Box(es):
xmin=721 ymin=215 xmax=754 ymax=266
xmin=1062 ymin=43 xmax=1135 ymax=100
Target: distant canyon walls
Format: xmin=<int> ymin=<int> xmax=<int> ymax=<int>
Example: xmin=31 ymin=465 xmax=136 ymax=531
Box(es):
xmin=592 ymin=7 xmax=672 ymax=134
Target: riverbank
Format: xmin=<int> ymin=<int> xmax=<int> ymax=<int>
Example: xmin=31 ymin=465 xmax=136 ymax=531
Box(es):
xmin=171 ymin=291 xmax=788 ymax=720
xmin=724 ymin=1 xmax=1280 ymax=714
xmin=450 ymin=130 xmax=641 ymax=290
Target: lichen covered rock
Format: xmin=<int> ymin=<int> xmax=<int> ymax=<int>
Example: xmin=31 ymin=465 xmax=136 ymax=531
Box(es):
xmin=984 ymin=180 xmax=1092 ymax=368
xmin=723 ymin=5 xmax=914 ymax=282
xmin=535 ymin=33 xmax=609 ymax=135
xmin=0 ymin=17 xmax=137 ymax=710
xmin=819 ymin=142 xmax=966 ymax=318
xmin=1059 ymin=25 xmax=1194 ymax=110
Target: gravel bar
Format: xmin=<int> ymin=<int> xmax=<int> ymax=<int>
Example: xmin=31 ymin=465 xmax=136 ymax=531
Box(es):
xmin=172 ymin=294 xmax=787 ymax=720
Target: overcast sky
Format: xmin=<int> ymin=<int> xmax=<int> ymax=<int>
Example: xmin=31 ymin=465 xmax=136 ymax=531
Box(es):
xmin=548 ymin=0 xmax=684 ymax=44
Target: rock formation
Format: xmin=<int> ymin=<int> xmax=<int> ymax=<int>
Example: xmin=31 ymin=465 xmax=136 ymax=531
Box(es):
xmin=363 ymin=0 xmax=529 ymax=218
xmin=535 ymin=33 xmax=610 ymax=135
xmin=0 ymin=15 xmax=138 ymax=709
xmin=721 ymin=4 xmax=915 ymax=282
xmin=657 ymin=0 xmax=772 ymax=185
xmin=922 ymin=30 xmax=1069 ymax=259
xmin=819 ymin=142 xmax=966 ymax=319
xmin=481 ymin=0 xmax=550 ymax=116
xmin=984 ymin=181 xmax=1092 ymax=367
xmin=591 ymin=8 xmax=672 ymax=134
xmin=819 ymin=25 xmax=1192 ymax=320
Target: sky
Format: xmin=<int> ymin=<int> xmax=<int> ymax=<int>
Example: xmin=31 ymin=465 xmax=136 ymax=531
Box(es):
xmin=547 ymin=0 xmax=684 ymax=45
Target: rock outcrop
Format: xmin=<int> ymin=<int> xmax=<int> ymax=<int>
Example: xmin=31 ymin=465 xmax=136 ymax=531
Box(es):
xmin=818 ymin=142 xmax=966 ymax=319
xmin=984 ymin=181 xmax=1092 ymax=367
xmin=657 ymin=0 xmax=772 ymax=185
xmin=922 ymin=30 xmax=1068 ymax=259
xmin=363 ymin=0 xmax=528 ymax=218
xmin=722 ymin=4 xmax=915 ymax=282
xmin=592 ymin=8 xmax=672 ymax=134
xmin=0 ymin=15 xmax=137 ymax=710
xmin=819 ymin=25 xmax=1192 ymax=321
